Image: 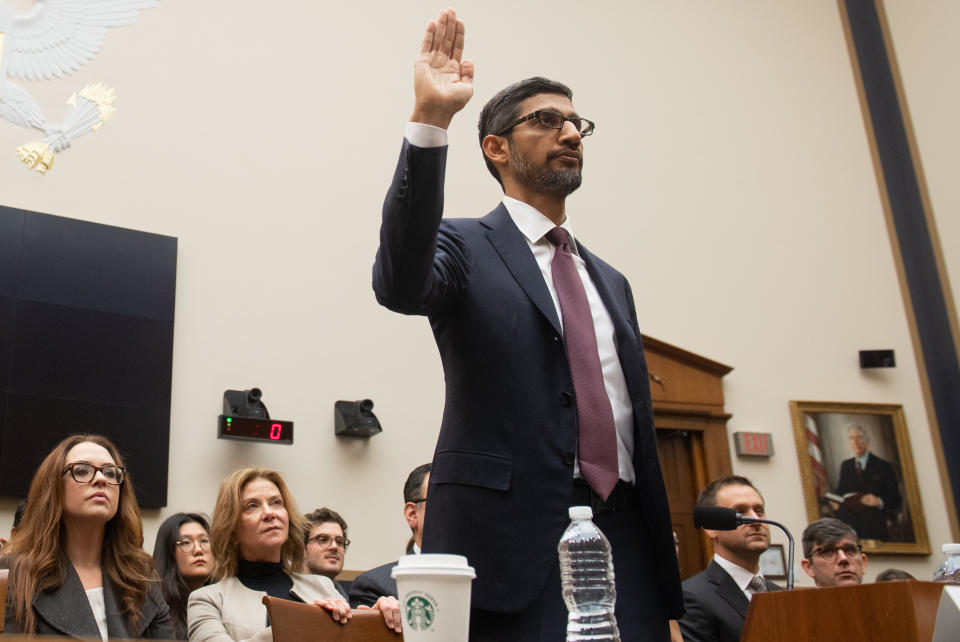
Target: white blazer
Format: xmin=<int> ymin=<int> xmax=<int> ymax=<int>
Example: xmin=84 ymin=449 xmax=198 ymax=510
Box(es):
xmin=187 ymin=572 xmax=338 ymax=642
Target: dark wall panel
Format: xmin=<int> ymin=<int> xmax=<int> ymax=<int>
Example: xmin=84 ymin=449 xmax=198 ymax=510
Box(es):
xmin=0 ymin=393 xmax=169 ymax=507
xmin=12 ymin=301 xmax=174 ymax=408
xmin=0 ymin=204 xmax=176 ymax=508
xmin=19 ymin=212 xmax=177 ymax=321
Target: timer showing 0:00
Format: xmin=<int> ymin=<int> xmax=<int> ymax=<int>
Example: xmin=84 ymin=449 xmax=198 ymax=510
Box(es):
xmin=218 ymin=416 xmax=294 ymax=444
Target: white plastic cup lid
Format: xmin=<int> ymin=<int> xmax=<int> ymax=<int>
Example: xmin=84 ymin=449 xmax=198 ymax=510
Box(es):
xmin=943 ymin=543 xmax=960 ymax=554
xmin=569 ymin=506 xmax=593 ymax=520
xmin=392 ymin=553 xmax=476 ymax=578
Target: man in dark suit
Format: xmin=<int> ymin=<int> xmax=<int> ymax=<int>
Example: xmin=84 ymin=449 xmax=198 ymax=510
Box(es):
xmin=349 ymin=463 xmax=431 ymax=608
xmin=679 ymin=477 xmax=781 ymax=642
xmin=372 ymin=9 xmax=682 ymax=640
xmin=830 ymin=424 xmax=901 ymax=540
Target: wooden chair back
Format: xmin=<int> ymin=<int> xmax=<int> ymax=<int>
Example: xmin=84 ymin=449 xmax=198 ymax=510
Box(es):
xmin=262 ymin=596 xmax=402 ymax=641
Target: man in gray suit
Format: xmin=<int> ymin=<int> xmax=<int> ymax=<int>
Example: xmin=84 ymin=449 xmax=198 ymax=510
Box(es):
xmin=349 ymin=463 xmax=430 ymax=608
xmin=679 ymin=476 xmax=782 ymax=642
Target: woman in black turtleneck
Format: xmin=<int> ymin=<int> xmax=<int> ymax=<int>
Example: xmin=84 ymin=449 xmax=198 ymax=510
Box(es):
xmin=186 ymin=468 xmax=397 ymax=641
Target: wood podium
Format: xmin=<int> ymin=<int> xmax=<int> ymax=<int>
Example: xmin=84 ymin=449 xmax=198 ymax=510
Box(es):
xmin=742 ymin=581 xmax=945 ymax=641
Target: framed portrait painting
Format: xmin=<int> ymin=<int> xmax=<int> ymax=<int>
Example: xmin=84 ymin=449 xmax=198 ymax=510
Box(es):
xmin=789 ymin=401 xmax=929 ymax=555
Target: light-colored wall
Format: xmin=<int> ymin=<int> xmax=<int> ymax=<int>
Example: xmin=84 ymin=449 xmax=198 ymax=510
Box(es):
xmin=0 ymin=1 xmax=955 ymax=585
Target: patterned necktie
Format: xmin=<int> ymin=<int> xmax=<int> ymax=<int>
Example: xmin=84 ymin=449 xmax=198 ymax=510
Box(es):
xmin=748 ymin=576 xmax=767 ymax=594
xmin=546 ymin=227 xmax=619 ymax=500
xmin=856 ymin=459 xmax=863 ymax=480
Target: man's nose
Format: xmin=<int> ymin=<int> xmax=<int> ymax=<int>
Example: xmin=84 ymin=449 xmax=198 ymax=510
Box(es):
xmin=558 ymin=120 xmax=582 ymax=143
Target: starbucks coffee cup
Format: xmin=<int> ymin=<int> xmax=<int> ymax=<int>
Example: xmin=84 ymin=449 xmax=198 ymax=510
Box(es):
xmin=391 ymin=553 xmax=476 ymax=640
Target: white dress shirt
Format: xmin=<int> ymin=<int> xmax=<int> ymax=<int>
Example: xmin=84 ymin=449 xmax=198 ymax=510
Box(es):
xmin=713 ymin=554 xmax=767 ymax=601
xmin=404 ymin=123 xmax=636 ymax=483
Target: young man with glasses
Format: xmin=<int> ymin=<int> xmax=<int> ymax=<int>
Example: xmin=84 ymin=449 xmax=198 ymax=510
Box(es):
xmin=372 ymin=8 xmax=681 ymax=640
xmin=801 ymin=517 xmax=868 ymax=588
xmin=303 ymin=508 xmax=351 ymax=599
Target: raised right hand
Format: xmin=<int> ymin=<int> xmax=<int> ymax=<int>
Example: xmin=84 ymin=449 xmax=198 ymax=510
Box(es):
xmin=411 ymin=8 xmax=474 ymax=129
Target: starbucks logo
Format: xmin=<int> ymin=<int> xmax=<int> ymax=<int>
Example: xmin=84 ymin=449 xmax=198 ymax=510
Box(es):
xmin=404 ymin=595 xmax=437 ymax=631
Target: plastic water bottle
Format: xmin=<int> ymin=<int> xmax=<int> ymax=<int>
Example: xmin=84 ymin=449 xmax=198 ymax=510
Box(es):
xmin=558 ymin=505 xmax=620 ymax=641
xmin=933 ymin=543 xmax=960 ymax=583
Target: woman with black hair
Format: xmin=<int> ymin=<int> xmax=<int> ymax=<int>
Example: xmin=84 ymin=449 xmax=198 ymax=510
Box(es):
xmin=153 ymin=513 xmax=213 ymax=639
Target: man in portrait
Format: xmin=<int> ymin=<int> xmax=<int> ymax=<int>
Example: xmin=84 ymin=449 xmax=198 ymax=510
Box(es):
xmin=829 ymin=424 xmax=901 ymax=540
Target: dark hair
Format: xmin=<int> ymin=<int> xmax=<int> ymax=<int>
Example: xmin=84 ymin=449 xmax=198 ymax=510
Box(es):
xmin=695 ymin=475 xmax=762 ymax=509
xmin=12 ymin=500 xmax=26 ymax=529
xmin=303 ymin=508 xmax=348 ymax=544
xmin=801 ymin=517 xmax=858 ymax=558
xmin=403 ymin=463 xmax=432 ymax=504
xmin=875 ymin=568 xmax=914 ymax=582
xmin=152 ymin=513 xmax=211 ymax=640
xmin=477 ymin=77 xmax=573 ymax=189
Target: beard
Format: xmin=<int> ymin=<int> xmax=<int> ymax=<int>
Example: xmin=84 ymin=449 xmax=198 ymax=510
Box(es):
xmin=509 ymin=145 xmax=582 ymax=198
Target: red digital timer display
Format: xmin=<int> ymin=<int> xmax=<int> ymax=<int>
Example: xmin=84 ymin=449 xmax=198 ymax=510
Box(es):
xmin=218 ymin=416 xmax=293 ymax=444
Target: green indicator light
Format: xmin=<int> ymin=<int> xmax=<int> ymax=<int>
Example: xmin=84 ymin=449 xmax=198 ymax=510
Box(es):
xmin=226 ymin=418 xmax=232 ymax=423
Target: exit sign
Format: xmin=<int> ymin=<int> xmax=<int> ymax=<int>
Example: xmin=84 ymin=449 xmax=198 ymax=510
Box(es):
xmin=734 ymin=432 xmax=774 ymax=457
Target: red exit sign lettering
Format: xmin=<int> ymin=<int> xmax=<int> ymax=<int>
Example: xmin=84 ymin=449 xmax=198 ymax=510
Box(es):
xmin=734 ymin=432 xmax=774 ymax=457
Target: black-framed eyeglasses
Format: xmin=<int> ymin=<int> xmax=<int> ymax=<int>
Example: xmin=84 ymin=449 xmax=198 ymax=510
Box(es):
xmin=409 ymin=498 xmax=426 ymax=504
xmin=175 ymin=537 xmax=211 ymax=554
xmin=307 ymin=533 xmax=350 ymax=550
xmin=496 ymin=110 xmax=595 ymax=137
xmin=62 ymin=461 xmax=125 ymax=485
xmin=808 ymin=543 xmax=862 ymax=562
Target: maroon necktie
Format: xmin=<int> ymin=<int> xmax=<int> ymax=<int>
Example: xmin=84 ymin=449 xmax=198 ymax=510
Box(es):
xmin=546 ymin=227 xmax=619 ymax=500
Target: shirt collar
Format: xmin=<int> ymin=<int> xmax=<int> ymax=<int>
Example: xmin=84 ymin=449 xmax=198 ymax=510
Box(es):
xmin=714 ymin=553 xmax=763 ymax=591
xmin=502 ymin=196 xmax=580 ymax=256
xmin=856 ymin=452 xmax=871 ymax=468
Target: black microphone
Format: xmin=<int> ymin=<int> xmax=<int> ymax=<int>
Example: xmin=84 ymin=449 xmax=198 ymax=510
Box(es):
xmin=692 ymin=506 xmax=795 ymax=590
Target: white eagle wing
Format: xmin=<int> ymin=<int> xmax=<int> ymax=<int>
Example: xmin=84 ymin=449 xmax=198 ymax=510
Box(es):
xmin=6 ymin=0 xmax=158 ymax=81
xmin=0 ymin=80 xmax=46 ymax=129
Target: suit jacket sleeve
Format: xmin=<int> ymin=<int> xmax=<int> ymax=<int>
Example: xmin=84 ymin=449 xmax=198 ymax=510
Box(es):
xmin=678 ymin=586 xmax=722 ymax=642
xmin=373 ymin=140 xmax=469 ymax=316
xmin=347 ymin=563 xmax=397 ymax=609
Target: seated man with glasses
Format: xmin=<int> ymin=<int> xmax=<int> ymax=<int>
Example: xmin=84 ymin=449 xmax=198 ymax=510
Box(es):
xmin=801 ymin=517 xmax=867 ymax=587
xmin=303 ymin=508 xmax=351 ymax=599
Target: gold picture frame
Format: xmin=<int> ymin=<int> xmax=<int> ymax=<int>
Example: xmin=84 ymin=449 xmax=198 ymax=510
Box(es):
xmin=789 ymin=401 xmax=929 ymax=555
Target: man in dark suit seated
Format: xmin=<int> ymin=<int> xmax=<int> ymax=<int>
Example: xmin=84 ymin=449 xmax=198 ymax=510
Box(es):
xmin=829 ymin=424 xmax=901 ymax=541
xmin=303 ymin=507 xmax=351 ymax=599
xmin=679 ymin=476 xmax=782 ymax=642
xmin=349 ymin=463 xmax=431 ymax=608
xmin=800 ymin=518 xmax=867 ymax=588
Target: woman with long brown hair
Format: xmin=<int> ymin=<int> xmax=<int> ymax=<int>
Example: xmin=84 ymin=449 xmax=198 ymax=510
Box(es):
xmin=188 ymin=467 xmax=401 ymax=641
xmin=3 ymin=434 xmax=171 ymax=639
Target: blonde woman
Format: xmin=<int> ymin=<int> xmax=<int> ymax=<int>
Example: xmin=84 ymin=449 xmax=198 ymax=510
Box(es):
xmin=188 ymin=468 xmax=401 ymax=641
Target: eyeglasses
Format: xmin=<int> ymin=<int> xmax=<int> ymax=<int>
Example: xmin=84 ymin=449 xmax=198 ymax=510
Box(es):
xmin=307 ymin=534 xmax=350 ymax=550
xmin=808 ymin=543 xmax=862 ymax=562
xmin=175 ymin=537 xmax=211 ymax=554
xmin=62 ymin=462 xmax=125 ymax=485
xmin=496 ymin=110 xmax=595 ymax=137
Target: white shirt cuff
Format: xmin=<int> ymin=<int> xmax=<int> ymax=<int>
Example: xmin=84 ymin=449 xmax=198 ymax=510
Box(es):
xmin=405 ymin=122 xmax=448 ymax=148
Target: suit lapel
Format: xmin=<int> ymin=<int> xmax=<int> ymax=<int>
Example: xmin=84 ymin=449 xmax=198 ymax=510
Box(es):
xmin=579 ymin=243 xmax=636 ymax=346
xmin=33 ymin=563 xmax=102 ymax=638
xmin=707 ymin=561 xmax=749 ymax=619
xmin=481 ymin=205 xmax=561 ymax=335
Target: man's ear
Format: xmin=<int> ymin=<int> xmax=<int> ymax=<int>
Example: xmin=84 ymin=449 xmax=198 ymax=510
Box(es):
xmin=403 ymin=502 xmax=418 ymax=530
xmin=482 ymin=134 xmax=509 ymax=170
xmin=800 ymin=558 xmax=815 ymax=578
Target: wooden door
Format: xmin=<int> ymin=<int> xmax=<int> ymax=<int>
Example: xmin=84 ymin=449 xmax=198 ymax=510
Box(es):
xmin=657 ymin=428 xmax=706 ymax=579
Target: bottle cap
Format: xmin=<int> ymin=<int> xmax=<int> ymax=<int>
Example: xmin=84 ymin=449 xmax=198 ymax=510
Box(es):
xmin=569 ymin=505 xmax=593 ymax=520
xmin=942 ymin=543 xmax=960 ymax=554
